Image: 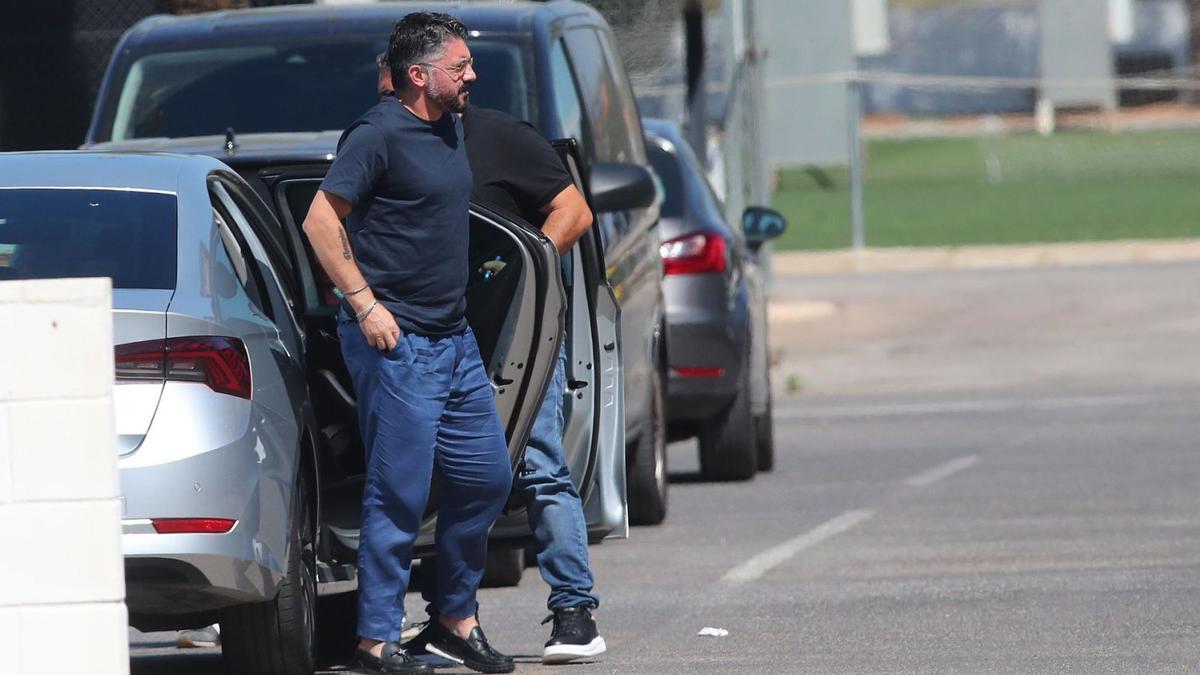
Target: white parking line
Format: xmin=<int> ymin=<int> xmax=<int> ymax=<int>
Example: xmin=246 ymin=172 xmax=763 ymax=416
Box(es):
xmin=904 ymin=454 xmax=979 ymax=487
xmin=774 ymin=393 xmax=1163 ymax=421
xmin=720 ymin=509 xmax=876 ymax=585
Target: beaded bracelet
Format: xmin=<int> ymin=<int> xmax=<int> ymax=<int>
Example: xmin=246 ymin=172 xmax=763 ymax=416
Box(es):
xmin=354 ymin=300 xmax=379 ymax=323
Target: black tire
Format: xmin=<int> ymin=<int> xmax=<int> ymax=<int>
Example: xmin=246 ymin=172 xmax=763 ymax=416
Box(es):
xmin=480 ymin=547 xmax=524 ymax=588
xmin=755 ymin=390 xmax=775 ymax=473
xmin=698 ymin=366 xmax=757 ymax=482
xmin=221 ymin=475 xmax=317 ymax=675
xmin=627 ymin=367 xmax=668 ymax=525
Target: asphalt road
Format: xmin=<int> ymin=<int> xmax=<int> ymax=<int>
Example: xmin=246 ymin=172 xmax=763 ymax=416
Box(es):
xmin=130 ymin=261 xmax=1200 ymax=673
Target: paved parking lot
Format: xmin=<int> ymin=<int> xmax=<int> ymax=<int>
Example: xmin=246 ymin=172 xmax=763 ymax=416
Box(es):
xmin=131 ymin=260 xmax=1200 ymax=673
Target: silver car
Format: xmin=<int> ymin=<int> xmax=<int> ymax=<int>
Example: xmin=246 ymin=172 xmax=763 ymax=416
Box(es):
xmin=1 ymin=151 xmax=315 ymax=669
xmin=0 ymin=150 xmax=628 ymax=673
xmin=644 ymin=119 xmax=787 ymax=481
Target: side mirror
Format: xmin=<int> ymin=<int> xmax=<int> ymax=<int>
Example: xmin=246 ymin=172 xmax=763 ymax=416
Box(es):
xmin=742 ymin=206 xmax=787 ymax=244
xmin=590 ymin=162 xmax=657 ymax=213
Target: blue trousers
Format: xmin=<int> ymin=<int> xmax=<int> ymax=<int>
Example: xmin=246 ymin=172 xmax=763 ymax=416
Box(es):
xmin=422 ymin=344 xmax=599 ymax=613
xmin=339 ymin=318 xmax=512 ymax=642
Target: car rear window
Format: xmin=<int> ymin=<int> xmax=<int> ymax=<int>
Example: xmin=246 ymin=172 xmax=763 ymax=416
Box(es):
xmin=647 ymin=143 xmax=684 ymax=218
xmin=0 ymin=189 xmax=177 ymax=289
xmin=108 ymin=37 xmax=533 ymax=141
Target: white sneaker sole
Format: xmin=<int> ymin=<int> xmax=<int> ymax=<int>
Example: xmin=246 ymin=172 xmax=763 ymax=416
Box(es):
xmin=542 ymin=637 xmax=607 ymax=664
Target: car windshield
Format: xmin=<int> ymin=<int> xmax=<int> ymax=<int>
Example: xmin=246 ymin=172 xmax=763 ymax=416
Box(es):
xmin=108 ymin=37 xmax=533 ymax=141
xmin=0 ymin=188 xmax=177 ymax=289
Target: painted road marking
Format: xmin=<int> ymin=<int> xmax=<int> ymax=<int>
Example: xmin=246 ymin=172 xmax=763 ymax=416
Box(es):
xmin=774 ymin=393 xmax=1163 ymax=421
xmin=721 ymin=509 xmax=876 ymax=585
xmin=905 ymin=454 xmax=980 ymax=487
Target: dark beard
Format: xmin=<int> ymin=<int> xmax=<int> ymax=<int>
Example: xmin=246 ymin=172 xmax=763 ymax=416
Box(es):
xmin=429 ymin=81 xmax=470 ymax=113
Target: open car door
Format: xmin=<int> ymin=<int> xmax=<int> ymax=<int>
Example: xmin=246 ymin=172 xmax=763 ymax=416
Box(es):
xmin=486 ymin=139 xmax=628 ymax=544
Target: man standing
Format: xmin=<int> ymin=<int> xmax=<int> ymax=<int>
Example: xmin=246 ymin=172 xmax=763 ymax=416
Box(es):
xmin=302 ymin=13 xmax=514 ymax=675
xmin=408 ymin=101 xmax=606 ymax=664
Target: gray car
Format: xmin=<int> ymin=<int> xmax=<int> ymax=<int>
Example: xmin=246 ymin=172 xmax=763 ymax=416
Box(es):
xmin=0 ymin=150 xmax=629 ymax=674
xmin=644 ymin=119 xmax=787 ymax=481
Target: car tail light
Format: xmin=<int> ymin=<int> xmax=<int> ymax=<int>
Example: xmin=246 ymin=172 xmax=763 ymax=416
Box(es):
xmin=115 ymin=336 xmax=252 ymax=400
xmin=672 ymin=366 xmax=726 ymax=378
xmin=660 ymin=231 xmax=727 ymax=275
xmin=151 ymin=518 xmax=237 ymax=534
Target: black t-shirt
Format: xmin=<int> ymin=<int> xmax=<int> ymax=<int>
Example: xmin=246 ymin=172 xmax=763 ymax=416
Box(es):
xmin=321 ymin=100 xmax=472 ymax=336
xmin=461 ymin=104 xmax=573 ymax=228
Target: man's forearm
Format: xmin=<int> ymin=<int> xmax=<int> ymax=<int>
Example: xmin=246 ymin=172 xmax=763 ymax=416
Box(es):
xmin=541 ymin=186 xmax=593 ymax=255
xmin=302 ymin=192 xmax=373 ymax=310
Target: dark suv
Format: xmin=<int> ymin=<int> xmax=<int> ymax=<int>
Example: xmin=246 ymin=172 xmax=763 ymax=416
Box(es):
xmin=87 ymin=1 xmax=666 ymax=671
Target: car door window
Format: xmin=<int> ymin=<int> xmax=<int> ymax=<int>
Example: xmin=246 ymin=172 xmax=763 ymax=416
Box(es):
xmin=214 ymin=176 xmax=301 ymax=313
xmin=210 ymin=194 xmax=273 ymax=320
xmin=563 ymin=28 xmax=636 ymax=164
xmin=549 ymin=38 xmax=591 ymax=165
xmin=595 ymin=28 xmax=647 ymax=165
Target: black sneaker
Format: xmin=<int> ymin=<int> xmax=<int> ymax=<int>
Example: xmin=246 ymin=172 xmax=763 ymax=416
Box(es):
xmin=541 ymin=606 xmax=607 ymax=664
xmin=424 ymin=621 xmax=515 ymax=674
xmin=349 ymin=641 xmax=432 ymax=675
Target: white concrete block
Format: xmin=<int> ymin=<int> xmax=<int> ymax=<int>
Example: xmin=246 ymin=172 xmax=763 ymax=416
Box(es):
xmin=0 ymin=607 xmax=17 ymax=672
xmin=0 ymin=500 xmax=124 ymax=607
xmin=0 ymin=281 xmax=112 ymax=401
xmin=0 ymin=404 xmax=11 ymax=505
xmin=0 ymin=277 xmax=112 ymax=306
xmin=8 ymin=398 xmax=117 ymax=502
xmin=18 ymin=602 xmax=129 ymax=675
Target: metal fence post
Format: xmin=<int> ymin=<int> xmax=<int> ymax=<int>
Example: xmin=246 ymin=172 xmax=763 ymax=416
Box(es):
xmin=847 ymin=75 xmax=866 ymax=249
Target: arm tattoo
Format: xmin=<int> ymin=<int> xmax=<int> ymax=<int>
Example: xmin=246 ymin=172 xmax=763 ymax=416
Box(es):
xmin=338 ymin=228 xmax=353 ymax=261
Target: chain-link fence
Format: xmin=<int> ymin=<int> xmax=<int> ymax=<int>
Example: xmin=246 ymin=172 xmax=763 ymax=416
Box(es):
xmin=591 ymin=0 xmax=769 ymax=223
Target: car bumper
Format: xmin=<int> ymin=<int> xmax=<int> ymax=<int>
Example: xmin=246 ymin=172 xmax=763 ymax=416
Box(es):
xmin=664 ymin=303 xmax=746 ymax=421
xmin=118 ymin=383 xmax=293 ymax=617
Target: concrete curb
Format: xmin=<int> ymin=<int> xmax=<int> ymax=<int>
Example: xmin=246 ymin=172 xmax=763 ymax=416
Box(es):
xmin=770 ymin=239 xmax=1200 ymax=276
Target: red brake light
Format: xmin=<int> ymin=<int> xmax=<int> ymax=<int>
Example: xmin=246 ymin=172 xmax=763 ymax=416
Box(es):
xmin=672 ymin=366 xmax=726 ymax=378
xmin=660 ymin=231 xmax=727 ymax=275
xmin=114 ymin=336 xmax=252 ymax=400
xmin=151 ymin=518 xmax=237 ymax=534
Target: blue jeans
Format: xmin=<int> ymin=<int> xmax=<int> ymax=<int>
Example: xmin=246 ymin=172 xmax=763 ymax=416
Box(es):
xmin=339 ymin=318 xmax=512 ymax=642
xmin=517 ymin=345 xmax=599 ymax=610
xmin=420 ymin=344 xmax=599 ymax=612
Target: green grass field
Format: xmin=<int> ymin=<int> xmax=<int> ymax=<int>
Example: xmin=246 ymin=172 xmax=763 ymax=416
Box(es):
xmin=771 ymin=129 xmax=1200 ymax=250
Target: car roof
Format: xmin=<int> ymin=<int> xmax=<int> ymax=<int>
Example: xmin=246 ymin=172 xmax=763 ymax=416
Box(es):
xmin=87 ymin=132 xmax=343 ymax=167
xmin=0 ymin=152 xmax=224 ymax=192
xmin=123 ymin=0 xmax=602 ymax=47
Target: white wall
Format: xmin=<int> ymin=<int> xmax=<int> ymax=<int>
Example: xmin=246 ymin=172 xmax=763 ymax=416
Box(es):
xmin=0 ymin=278 xmax=128 ymax=675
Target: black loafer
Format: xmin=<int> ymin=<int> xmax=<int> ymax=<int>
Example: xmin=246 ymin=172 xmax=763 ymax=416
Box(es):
xmin=425 ymin=622 xmax=515 ymax=674
xmin=350 ymin=641 xmax=432 ymax=674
